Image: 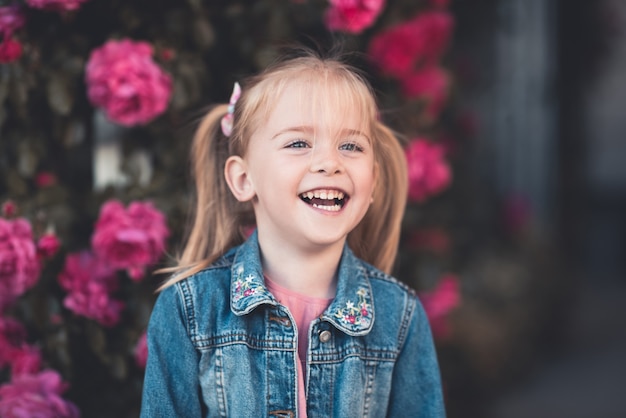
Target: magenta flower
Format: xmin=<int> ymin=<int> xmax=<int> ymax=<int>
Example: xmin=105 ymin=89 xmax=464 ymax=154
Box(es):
xmin=7 ymin=345 xmax=42 ymax=376
xmin=58 ymin=251 xmax=124 ymax=327
xmin=37 ymin=232 xmax=61 ymax=259
xmin=0 ymin=317 xmax=42 ymax=377
xmin=325 ymin=0 xmax=385 ymax=34
xmin=91 ymin=200 xmax=169 ymax=280
xmin=85 ymin=39 xmax=172 ymax=126
xmin=134 ymin=332 xmax=148 ymax=369
xmin=0 ymin=4 xmax=25 ymax=38
xmin=0 ymin=370 xmax=80 ymax=418
xmin=368 ymin=11 xmax=454 ymax=78
xmin=0 ymin=38 xmax=22 ymax=63
xmin=400 ymin=66 xmax=450 ymax=121
xmin=419 ymin=274 xmax=461 ymax=339
xmin=25 ymin=0 xmax=89 ymax=12
xmin=405 ymin=138 xmax=451 ymax=202
xmin=0 ymin=218 xmax=41 ymax=312
xmin=0 ymin=317 xmax=26 ymax=368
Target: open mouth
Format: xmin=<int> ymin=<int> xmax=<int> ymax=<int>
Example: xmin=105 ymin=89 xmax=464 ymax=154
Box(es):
xmin=300 ymin=189 xmax=347 ymax=212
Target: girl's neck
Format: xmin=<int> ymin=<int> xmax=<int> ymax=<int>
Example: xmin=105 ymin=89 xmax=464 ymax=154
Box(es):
xmin=257 ymin=234 xmax=343 ymax=299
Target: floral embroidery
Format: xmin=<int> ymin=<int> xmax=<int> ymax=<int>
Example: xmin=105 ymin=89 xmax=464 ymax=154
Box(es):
xmin=232 ymin=274 xmax=265 ymax=304
xmin=334 ymin=287 xmax=372 ymax=330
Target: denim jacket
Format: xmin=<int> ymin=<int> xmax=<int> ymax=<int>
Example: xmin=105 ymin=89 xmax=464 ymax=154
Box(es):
xmin=140 ymin=232 xmax=446 ymax=417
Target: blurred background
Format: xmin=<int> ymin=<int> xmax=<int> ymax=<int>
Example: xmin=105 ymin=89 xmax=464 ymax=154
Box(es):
xmin=0 ymin=0 xmax=625 ymax=417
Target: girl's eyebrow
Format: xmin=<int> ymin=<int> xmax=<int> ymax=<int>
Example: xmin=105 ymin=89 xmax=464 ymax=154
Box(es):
xmin=341 ymin=128 xmax=371 ymax=143
xmin=271 ymin=126 xmax=314 ymax=140
xmin=271 ymin=126 xmax=371 ymax=142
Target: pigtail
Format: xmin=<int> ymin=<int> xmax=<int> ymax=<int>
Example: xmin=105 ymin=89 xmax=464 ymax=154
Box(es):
xmin=158 ymin=104 xmax=250 ymax=289
xmin=348 ymin=122 xmax=408 ymax=274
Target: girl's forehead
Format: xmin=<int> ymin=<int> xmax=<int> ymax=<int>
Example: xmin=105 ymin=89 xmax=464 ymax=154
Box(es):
xmin=262 ymin=78 xmax=373 ymax=131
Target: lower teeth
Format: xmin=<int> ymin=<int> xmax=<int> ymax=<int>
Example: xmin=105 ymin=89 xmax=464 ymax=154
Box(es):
xmin=312 ymin=203 xmax=341 ymax=212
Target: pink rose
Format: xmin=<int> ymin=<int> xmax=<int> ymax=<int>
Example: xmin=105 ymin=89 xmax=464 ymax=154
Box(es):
xmin=405 ymin=138 xmax=451 ymax=202
xmin=25 ymin=0 xmax=89 ymax=12
xmin=91 ymin=200 xmax=169 ymax=280
xmin=85 ymin=39 xmax=172 ymax=126
xmin=0 ymin=5 xmax=25 ymax=38
xmin=368 ymin=11 xmax=454 ymax=78
xmin=58 ymin=251 xmax=124 ymax=327
xmin=0 ymin=218 xmax=41 ymax=312
xmin=0 ymin=38 xmax=22 ymax=63
xmin=325 ymin=0 xmax=385 ymax=34
xmin=400 ymin=66 xmax=450 ymax=121
xmin=37 ymin=232 xmax=61 ymax=259
xmin=0 ymin=316 xmax=41 ymax=376
xmin=63 ymin=287 xmax=124 ymax=327
xmin=7 ymin=345 xmax=42 ymax=376
xmin=419 ymin=274 xmax=461 ymax=339
xmin=0 ymin=370 xmax=80 ymax=418
xmin=134 ymin=332 xmax=148 ymax=369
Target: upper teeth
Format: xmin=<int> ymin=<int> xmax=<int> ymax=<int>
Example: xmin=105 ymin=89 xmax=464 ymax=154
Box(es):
xmin=301 ymin=190 xmax=345 ymax=200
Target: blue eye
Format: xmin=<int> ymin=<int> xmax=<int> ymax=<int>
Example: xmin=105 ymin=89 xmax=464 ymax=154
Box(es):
xmin=286 ymin=140 xmax=309 ymax=148
xmin=340 ymin=142 xmax=364 ymax=152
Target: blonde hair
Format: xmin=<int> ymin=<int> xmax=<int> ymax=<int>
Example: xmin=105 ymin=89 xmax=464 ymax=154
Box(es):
xmin=159 ymin=49 xmax=407 ymax=289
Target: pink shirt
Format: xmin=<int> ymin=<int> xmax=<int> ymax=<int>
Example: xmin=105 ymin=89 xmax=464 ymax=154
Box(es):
xmin=265 ymin=278 xmax=333 ymax=418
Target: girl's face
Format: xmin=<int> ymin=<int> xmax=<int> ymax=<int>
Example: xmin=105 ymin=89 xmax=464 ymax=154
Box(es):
xmin=228 ymin=79 xmax=377 ymax=253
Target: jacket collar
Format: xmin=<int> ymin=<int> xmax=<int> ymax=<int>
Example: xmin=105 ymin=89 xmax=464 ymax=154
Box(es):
xmin=230 ymin=231 xmax=374 ymax=336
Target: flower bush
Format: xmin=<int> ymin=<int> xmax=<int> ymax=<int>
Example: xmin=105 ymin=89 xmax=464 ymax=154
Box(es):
xmin=0 ymin=199 xmax=168 ymax=416
xmin=0 ymin=0 xmax=569 ymax=416
xmin=85 ymin=39 xmax=172 ymax=126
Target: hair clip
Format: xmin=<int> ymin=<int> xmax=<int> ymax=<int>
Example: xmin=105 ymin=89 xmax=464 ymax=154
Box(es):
xmin=221 ymin=82 xmax=241 ymax=137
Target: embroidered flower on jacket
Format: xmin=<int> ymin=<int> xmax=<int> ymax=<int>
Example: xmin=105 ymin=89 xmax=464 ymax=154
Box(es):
xmin=334 ymin=287 xmax=372 ymax=330
xmin=232 ymin=275 xmax=265 ymax=304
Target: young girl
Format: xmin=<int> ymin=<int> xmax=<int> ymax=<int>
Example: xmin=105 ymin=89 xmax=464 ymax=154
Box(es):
xmin=140 ymin=49 xmax=446 ymax=417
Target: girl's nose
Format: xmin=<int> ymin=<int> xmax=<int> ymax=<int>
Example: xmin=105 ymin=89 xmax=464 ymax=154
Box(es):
xmin=309 ymin=145 xmax=343 ymax=175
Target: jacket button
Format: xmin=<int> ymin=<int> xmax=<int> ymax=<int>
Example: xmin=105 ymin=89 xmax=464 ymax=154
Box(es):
xmin=319 ymin=330 xmax=331 ymax=343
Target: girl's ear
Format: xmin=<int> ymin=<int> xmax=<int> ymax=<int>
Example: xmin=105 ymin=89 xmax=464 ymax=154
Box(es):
xmin=224 ymin=156 xmax=256 ymax=202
